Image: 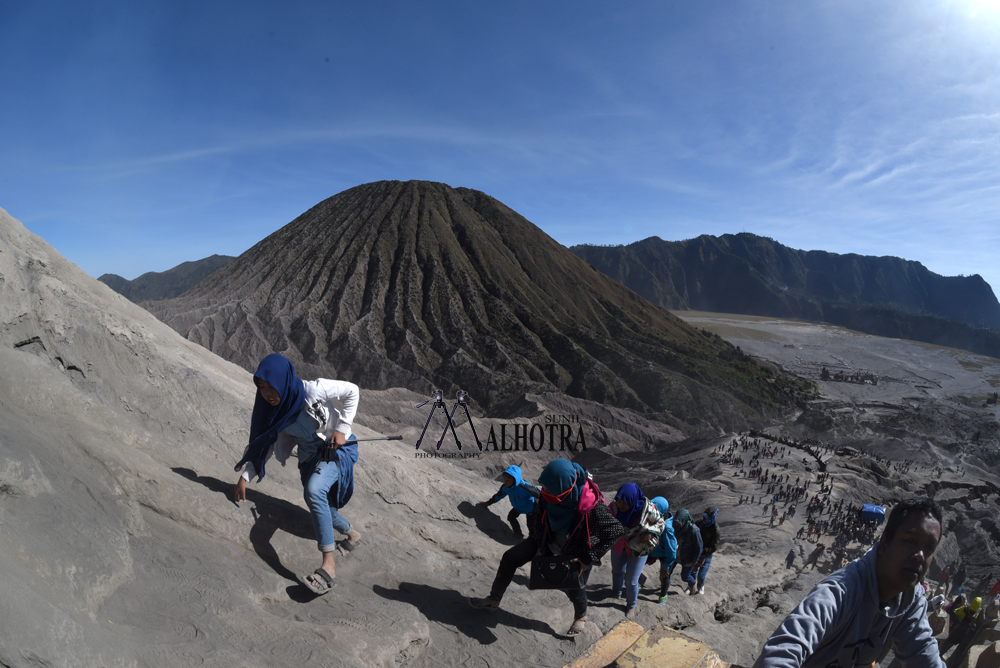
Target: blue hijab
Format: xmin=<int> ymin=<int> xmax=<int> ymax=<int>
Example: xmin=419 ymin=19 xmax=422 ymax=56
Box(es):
xmin=703 ymin=507 xmax=718 ymax=527
xmin=234 ymin=354 xmax=306 ymax=481
xmin=538 ymin=459 xmax=586 ymax=535
xmin=614 ymin=483 xmax=645 ymax=527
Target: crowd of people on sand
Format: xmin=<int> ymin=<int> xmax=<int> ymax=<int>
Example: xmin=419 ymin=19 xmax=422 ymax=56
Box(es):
xmin=470 ymin=460 xmax=722 ymax=636
xmin=719 ymin=431 xmax=934 ymax=558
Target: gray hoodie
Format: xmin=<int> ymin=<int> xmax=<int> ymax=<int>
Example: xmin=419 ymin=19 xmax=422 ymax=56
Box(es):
xmin=754 ymin=546 xmax=944 ymax=668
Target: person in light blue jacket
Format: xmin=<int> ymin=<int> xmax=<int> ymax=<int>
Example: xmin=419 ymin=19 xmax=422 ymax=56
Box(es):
xmin=645 ymin=496 xmax=677 ymax=604
xmin=754 ymin=498 xmax=945 ymax=668
xmin=479 ymin=465 xmax=538 ymax=538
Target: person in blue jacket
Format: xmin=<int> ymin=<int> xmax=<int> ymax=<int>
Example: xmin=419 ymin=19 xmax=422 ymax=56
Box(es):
xmin=479 ymin=465 xmax=538 ymax=538
xmin=645 ymin=496 xmax=677 ymax=604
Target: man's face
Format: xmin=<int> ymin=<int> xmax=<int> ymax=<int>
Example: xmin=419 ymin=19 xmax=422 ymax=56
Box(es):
xmin=878 ymin=512 xmax=941 ymax=599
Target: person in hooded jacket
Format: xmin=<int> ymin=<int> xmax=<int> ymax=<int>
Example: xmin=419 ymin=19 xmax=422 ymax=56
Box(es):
xmin=673 ymin=509 xmax=704 ymax=596
xmin=233 ymin=354 xmax=360 ymax=595
xmin=609 ymin=483 xmax=665 ymax=618
xmin=469 ymin=458 xmax=624 ymax=637
xmin=479 ymin=465 xmax=538 ymax=538
xmin=645 ymin=496 xmax=677 ymax=605
xmin=753 ymin=498 xmax=945 ymax=668
xmin=691 ymin=507 xmax=720 ymax=595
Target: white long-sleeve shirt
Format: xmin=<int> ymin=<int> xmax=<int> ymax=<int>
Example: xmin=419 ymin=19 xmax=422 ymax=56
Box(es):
xmin=240 ymin=378 xmax=359 ymax=482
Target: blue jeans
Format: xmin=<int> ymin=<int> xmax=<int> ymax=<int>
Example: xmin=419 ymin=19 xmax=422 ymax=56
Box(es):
xmin=285 ymin=411 xmax=354 ymax=552
xmin=692 ymin=555 xmax=712 ymax=589
xmin=300 ymin=456 xmax=352 ymax=552
xmin=611 ymin=548 xmax=648 ymax=609
xmin=681 ymin=564 xmax=697 ymax=588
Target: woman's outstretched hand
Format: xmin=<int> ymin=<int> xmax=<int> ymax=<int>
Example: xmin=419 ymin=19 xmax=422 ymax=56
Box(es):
xmin=234 ymin=477 xmax=247 ymax=503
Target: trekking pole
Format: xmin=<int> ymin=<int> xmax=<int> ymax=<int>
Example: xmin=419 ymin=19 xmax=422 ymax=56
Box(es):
xmin=318 ymin=436 xmax=402 ymax=462
xmin=344 ymin=436 xmax=403 ymax=445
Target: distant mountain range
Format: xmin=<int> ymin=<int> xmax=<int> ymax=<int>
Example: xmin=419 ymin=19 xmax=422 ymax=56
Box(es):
xmin=144 ymin=181 xmax=805 ymax=431
xmin=98 ymin=255 xmax=235 ymax=303
xmin=571 ymin=234 xmax=1000 ymax=358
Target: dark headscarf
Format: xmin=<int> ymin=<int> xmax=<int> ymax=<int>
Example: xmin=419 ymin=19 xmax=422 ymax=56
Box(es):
xmin=234 ymin=354 xmax=306 ymax=481
xmin=674 ymin=508 xmax=694 ymax=533
xmin=703 ymin=507 xmax=718 ymax=527
xmin=614 ymin=483 xmax=645 ymax=528
xmin=538 ymin=459 xmax=586 ymax=535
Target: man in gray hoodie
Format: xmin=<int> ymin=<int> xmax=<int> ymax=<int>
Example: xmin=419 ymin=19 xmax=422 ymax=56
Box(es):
xmin=754 ymin=498 xmax=944 ymax=668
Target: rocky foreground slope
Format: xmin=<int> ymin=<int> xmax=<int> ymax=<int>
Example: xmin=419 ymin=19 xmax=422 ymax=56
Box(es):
xmin=148 ymin=181 xmax=809 ymax=431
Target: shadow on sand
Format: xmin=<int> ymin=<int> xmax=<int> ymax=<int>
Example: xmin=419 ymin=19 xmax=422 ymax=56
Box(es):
xmin=372 ymin=582 xmax=558 ymax=643
xmin=457 ymin=500 xmax=521 ymax=546
xmin=171 ymin=467 xmax=317 ymax=596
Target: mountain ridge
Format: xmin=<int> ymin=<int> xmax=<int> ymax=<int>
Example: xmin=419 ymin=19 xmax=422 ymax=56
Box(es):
xmin=571 ymin=233 xmax=1000 ymax=356
xmin=571 ymin=233 xmax=1000 ymax=328
xmin=98 ymin=254 xmax=235 ymax=302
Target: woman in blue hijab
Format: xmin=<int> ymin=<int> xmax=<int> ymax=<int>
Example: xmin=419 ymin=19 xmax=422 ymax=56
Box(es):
xmin=233 ymin=354 xmax=361 ymax=596
xmin=609 ymin=483 xmax=661 ymax=617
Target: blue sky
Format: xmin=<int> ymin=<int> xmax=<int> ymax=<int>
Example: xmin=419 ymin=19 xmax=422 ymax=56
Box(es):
xmin=1 ymin=1 xmax=998 ymax=293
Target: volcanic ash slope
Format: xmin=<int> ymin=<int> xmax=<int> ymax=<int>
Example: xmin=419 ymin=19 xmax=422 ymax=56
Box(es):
xmin=0 ymin=207 xmax=601 ymax=667
xmin=150 ymin=180 xmax=808 ymax=431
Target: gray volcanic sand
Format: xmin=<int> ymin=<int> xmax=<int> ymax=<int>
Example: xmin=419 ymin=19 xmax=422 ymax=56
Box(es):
xmin=677 ymin=310 xmax=1000 ymax=407
xmin=2 ymin=207 xmax=997 ymax=668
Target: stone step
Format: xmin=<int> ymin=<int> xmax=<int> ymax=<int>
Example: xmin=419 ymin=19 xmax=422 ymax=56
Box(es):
xmin=564 ymin=620 xmax=646 ymax=668
xmin=969 ymin=640 xmax=1000 ymax=668
xmin=612 ymin=625 xmax=730 ymax=668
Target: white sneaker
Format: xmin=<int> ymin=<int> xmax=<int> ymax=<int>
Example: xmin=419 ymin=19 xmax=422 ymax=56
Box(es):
xmin=698 ymin=587 xmax=705 ymax=595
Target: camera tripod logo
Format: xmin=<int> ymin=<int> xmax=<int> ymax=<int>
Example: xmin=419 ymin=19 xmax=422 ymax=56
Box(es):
xmin=414 ymin=390 xmax=483 ymax=451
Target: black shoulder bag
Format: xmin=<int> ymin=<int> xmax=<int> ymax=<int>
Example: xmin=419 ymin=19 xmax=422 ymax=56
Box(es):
xmin=528 ymin=555 xmax=584 ymax=590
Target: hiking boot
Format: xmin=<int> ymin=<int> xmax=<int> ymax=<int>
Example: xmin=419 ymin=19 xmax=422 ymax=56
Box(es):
xmin=468 ymin=596 xmax=500 ymax=611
